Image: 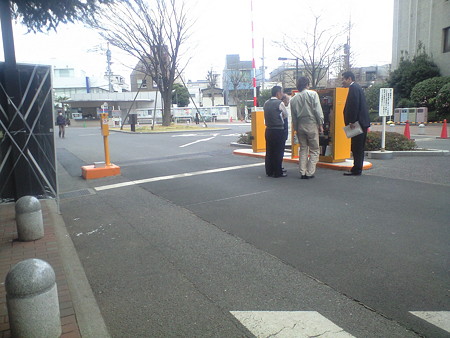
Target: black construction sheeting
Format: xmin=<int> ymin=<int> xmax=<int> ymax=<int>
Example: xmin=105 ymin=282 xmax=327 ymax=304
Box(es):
xmin=0 ymin=63 xmax=56 ymax=202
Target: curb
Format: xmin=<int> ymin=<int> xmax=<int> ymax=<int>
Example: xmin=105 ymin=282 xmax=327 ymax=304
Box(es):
xmin=366 ymin=149 xmax=449 ymax=157
xmin=231 ymin=143 xmax=449 ymax=158
xmin=110 ymin=128 xmax=230 ymax=134
xmin=49 ymin=200 xmax=111 ymax=338
xmin=370 ymin=121 xmax=446 ymax=125
xmin=232 ymin=149 xmax=373 ymax=171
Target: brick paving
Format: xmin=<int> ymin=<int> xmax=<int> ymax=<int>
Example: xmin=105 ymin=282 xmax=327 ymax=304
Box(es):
xmin=0 ymin=202 xmax=81 ymax=338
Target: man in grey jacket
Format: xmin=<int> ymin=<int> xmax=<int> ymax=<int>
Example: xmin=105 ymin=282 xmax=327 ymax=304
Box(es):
xmin=290 ymin=77 xmax=324 ymax=179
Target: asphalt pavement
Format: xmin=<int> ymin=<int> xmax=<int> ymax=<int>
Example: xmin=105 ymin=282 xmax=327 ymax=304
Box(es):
xmin=55 ymin=123 xmax=449 ymax=337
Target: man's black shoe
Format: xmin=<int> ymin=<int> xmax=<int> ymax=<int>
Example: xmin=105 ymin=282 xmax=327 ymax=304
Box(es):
xmin=306 ymin=175 xmax=315 ymax=179
xmin=343 ymin=171 xmax=361 ymax=176
xmin=274 ymin=172 xmax=287 ymax=178
xmin=300 ymin=175 xmax=308 ymax=179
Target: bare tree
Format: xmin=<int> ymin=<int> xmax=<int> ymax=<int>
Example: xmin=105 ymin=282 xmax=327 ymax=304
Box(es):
xmin=225 ymin=69 xmax=251 ymax=120
xmin=86 ymin=0 xmax=193 ymax=126
xmin=205 ymin=69 xmax=219 ymax=106
xmin=275 ymin=15 xmax=347 ymax=89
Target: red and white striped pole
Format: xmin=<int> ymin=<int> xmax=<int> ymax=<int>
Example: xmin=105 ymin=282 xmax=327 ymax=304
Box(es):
xmin=250 ymin=0 xmax=257 ymax=109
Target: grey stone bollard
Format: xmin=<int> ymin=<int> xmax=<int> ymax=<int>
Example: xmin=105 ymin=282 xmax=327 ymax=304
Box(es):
xmin=5 ymin=259 xmax=61 ymax=338
xmin=15 ymin=196 xmax=44 ymax=241
xmin=418 ymin=123 xmax=426 ymax=135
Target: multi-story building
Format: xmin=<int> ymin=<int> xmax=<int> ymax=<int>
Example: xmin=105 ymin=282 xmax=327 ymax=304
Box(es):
xmin=185 ymin=79 xmax=224 ymax=107
xmin=222 ymin=54 xmax=253 ymax=107
xmin=129 ymin=60 xmax=158 ymax=92
xmin=53 ymin=66 xmax=128 ymax=98
xmin=392 ymin=0 xmax=450 ymax=76
xmin=327 ymin=64 xmax=391 ymax=88
xmin=269 ymin=64 xmax=328 ymax=91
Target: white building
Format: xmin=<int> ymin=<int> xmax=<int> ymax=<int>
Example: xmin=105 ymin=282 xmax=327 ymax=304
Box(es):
xmin=64 ymin=91 xmax=162 ymax=123
xmin=392 ymin=0 xmax=450 ymax=76
xmin=53 ymin=66 xmax=129 ymax=98
xmin=185 ymin=79 xmax=224 ymax=107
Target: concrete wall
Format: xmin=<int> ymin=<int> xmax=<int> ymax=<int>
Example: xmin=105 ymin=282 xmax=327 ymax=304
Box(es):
xmin=392 ymin=0 xmax=450 ymax=76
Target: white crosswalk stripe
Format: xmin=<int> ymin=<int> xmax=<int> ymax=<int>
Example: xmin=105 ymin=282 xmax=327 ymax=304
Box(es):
xmin=410 ymin=311 xmax=450 ymax=333
xmin=230 ymin=311 xmax=355 ymax=338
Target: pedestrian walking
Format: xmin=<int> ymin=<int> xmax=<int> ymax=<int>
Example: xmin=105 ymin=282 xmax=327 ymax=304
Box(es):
xmin=264 ymin=86 xmax=288 ymax=178
xmin=341 ymin=71 xmax=370 ymax=176
xmin=290 ymin=77 xmax=324 ymax=179
xmin=56 ymin=111 xmax=66 ymax=138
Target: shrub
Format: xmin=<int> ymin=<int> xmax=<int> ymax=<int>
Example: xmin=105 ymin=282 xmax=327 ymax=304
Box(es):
xmin=369 ymin=112 xmax=382 ymax=122
xmin=396 ymin=98 xmax=415 ymax=108
xmin=237 ymin=131 xmax=252 ymax=144
xmin=365 ymin=131 xmax=417 ymax=151
xmin=365 ymin=83 xmax=386 ymax=112
xmin=435 ymin=83 xmax=450 ymax=120
xmin=387 ymin=45 xmax=440 ymax=103
xmin=410 ymin=76 xmax=450 ymax=111
xmin=427 ymin=111 xmax=438 ymax=122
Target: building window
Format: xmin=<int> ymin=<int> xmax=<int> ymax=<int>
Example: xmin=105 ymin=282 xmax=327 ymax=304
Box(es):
xmin=137 ymin=79 xmax=147 ymax=88
xmin=444 ymin=27 xmax=450 ymax=53
xmin=56 ymin=69 xmax=71 ymax=77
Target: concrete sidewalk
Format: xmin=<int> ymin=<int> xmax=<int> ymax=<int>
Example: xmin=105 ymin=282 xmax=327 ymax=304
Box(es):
xmin=0 ymin=199 xmax=109 ymax=338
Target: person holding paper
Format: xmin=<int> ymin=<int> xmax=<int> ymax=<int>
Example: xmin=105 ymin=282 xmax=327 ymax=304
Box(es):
xmin=342 ymin=71 xmax=370 ymax=176
xmin=290 ymin=77 xmax=324 ymax=179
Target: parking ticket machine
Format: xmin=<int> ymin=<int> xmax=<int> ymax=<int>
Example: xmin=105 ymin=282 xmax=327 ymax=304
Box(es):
xmin=291 ymin=87 xmax=350 ymax=163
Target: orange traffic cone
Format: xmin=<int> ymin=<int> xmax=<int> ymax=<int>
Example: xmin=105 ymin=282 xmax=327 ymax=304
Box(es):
xmin=440 ymin=119 xmax=448 ymax=139
xmin=404 ymin=120 xmax=411 ymax=139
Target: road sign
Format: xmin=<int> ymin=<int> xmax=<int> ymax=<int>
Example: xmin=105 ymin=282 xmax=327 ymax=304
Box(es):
xmin=379 ymin=88 xmax=393 ymax=116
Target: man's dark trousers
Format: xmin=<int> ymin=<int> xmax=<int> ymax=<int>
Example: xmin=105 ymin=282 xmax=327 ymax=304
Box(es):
xmin=351 ymin=127 xmax=368 ymax=174
xmin=265 ymin=128 xmax=285 ymax=177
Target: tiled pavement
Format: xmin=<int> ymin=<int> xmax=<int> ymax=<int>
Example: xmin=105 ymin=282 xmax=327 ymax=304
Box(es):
xmin=0 ymin=201 xmax=81 ymax=338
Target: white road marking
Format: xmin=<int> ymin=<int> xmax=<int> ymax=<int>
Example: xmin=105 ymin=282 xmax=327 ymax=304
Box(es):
xmin=186 ymin=190 xmax=271 ymax=206
xmin=94 ymin=162 xmax=265 ymax=191
xmin=410 ymin=311 xmax=450 ymax=332
xmin=179 ymin=136 xmax=216 ymax=148
xmin=171 ymin=133 xmax=199 ymax=137
xmin=221 ymin=133 xmax=242 ymax=137
xmin=230 ymin=311 xmax=355 ymax=337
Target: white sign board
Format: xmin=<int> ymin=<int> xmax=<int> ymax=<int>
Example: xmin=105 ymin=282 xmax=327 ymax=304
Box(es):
xmin=379 ymin=88 xmax=394 ymax=116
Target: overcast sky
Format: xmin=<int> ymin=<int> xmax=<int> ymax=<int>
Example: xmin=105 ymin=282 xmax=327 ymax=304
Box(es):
xmin=0 ymin=0 xmax=393 ymax=83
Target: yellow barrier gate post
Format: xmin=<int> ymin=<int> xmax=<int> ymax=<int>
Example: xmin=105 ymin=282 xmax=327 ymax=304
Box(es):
xmin=100 ymin=113 xmax=111 ymax=166
xmin=81 ymin=112 xmax=121 ymax=179
xmin=251 ymin=110 xmax=266 ymax=152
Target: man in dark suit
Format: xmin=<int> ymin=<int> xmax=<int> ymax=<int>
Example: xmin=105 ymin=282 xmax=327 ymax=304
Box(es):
xmin=342 ymin=71 xmax=370 ymax=176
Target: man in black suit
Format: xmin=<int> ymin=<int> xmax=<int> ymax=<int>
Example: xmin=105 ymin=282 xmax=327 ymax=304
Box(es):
xmin=342 ymin=71 xmax=370 ymax=176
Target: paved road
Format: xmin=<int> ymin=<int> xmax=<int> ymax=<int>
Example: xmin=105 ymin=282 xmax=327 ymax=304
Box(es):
xmin=57 ymin=124 xmax=450 ymax=337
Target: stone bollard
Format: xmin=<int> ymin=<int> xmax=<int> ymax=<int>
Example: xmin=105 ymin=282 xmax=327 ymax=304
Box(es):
xmin=418 ymin=123 xmax=426 ymax=135
xmin=5 ymin=259 xmax=61 ymax=338
xmin=15 ymin=196 xmax=44 ymax=241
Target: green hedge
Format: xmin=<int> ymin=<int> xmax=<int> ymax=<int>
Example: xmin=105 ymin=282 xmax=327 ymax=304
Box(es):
xmin=436 ymin=83 xmax=450 ymax=120
xmin=410 ymin=76 xmax=450 ymax=111
xmin=366 ymin=131 xmax=416 ymax=151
